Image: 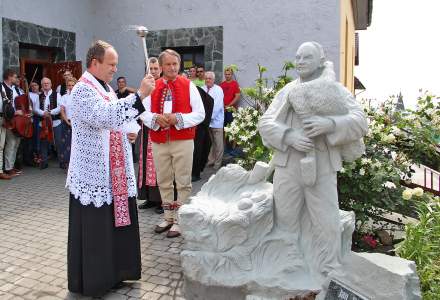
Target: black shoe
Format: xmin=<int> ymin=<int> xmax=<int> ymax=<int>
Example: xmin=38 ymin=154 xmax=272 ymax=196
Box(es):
xmin=192 ymin=175 xmax=201 ymax=182
xmin=138 ymin=201 xmax=156 ymax=209
xmin=155 ymin=207 xmax=164 ymax=214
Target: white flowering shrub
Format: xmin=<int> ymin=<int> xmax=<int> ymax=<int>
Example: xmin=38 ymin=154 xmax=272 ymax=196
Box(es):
xmin=225 ymin=62 xmax=294 ymax=169
xmin=338 ymin=94 xmax=440 ymax=229
xmin=224 ymin=107 xmax=269 ymax=169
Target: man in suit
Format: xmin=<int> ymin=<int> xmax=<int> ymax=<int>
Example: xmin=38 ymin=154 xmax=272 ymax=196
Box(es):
xmin=258 ymin=42 xmax=367 ymax=277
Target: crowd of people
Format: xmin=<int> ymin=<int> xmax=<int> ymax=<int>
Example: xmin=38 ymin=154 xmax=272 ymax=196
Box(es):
xmin=0 ymin=69 xmax=76 ymax=179
xmin=1 ymin=40 xmax=244 ymax=296
xmin=0 ymin=60 xmax=240 ymax=182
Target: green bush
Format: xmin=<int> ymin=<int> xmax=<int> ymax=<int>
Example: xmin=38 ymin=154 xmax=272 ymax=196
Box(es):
xmin=225 ymin=62 xmax=294 ymax=169
xmin=396 ymin=195 xmax=440 ymax=299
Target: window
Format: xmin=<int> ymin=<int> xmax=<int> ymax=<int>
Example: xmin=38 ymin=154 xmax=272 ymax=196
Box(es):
xmin=162 ymin=46 xmax=204 ymax=73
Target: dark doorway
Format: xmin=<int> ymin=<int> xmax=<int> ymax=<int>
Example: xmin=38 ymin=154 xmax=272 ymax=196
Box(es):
xmin=23 ymin=61 xmax=46 ymax=85
xmin=18 ymin=43 xmax=81 ymax=90
xmin=162 ymin=46 xmax=204 ymax=73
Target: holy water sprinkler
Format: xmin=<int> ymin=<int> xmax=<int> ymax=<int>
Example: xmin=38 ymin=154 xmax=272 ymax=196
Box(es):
xmin=135 ymin=25 xmax=150 ymax=75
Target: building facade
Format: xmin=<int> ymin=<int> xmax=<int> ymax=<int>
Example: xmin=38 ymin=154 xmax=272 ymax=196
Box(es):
xmin=0 ymin=0 xmax=371 ymax=91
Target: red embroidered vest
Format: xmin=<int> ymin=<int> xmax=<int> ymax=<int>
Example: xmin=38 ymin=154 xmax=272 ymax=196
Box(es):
xmin=150 ymin=76 xmax=196 ymax=143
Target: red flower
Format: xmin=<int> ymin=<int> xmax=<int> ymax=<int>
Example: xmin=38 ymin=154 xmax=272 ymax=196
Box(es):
xmin=362 ymin=234 xmax=378 ymax=248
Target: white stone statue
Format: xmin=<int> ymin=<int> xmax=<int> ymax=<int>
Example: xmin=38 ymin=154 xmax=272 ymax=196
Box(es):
xmin=179 ymin=42 xmax=420 ymax=299
xmin=258 ymin=41 xmax=368 ymax=278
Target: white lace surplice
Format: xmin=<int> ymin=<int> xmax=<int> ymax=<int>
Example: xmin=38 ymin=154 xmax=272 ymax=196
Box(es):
xmin=66 ymin=71 xmax=139 ymax=207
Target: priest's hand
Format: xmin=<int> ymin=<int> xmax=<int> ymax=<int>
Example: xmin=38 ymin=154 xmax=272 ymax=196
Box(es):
xmin=127 ymin=132 xmax=137 ymax=144
xmin=164 ymin=113 xmax=177 ymax=126
xmin=284 ymin=129 xmax=314 ymax=152
xmin=155 ymin=114 xmax=170 ymax=128
xmin=302 ymin=116 xmax=335 ymax=138
xmin=138 ymin=74 xmax=156 ymax=99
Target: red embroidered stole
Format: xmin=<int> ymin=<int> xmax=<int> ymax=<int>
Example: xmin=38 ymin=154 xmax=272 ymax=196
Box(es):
xmin=79 ymin=77 xmax=131 ymax=227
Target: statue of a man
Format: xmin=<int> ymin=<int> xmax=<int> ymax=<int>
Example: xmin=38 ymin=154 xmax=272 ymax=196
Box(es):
xmin=258 ymin=42 xmax=368 ymax=277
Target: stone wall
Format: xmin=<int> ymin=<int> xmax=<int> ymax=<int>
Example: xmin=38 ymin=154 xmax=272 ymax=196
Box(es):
xmin=146 ymin=26 xmax=223 ymax=83
xmin=0 ymin=0 xmax=95 ymax=73
xmin=2 ymin=18 xmax=75 ymax=71
xmin=92 ymin=0 xmax=341 ymax=89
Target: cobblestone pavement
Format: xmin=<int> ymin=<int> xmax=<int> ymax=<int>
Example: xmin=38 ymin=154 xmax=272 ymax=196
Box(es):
xmin=0 ymin=162 xmax=215 ymax=300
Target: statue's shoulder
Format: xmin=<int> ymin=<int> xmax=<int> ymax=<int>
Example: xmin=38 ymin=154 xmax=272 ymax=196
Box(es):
xmin=275 ymin=80 xmax=299 ymax=100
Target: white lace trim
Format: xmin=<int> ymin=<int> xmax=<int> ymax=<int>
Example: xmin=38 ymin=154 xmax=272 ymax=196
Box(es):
xmin=66 ymin=71 xmax=138 ymax=207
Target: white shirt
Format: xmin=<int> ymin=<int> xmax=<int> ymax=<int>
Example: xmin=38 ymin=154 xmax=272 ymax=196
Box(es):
xmin=29 ymin=92 xmax=40 ymax=114
xmin=139 ymin=79 xmax=205 ymax=131
xmin=34 ymin=90 xmax=62 ymax=127
xmin=203 ymin=84 xmax=224 ymax=128
xmin=60 ymin=91 xmax=73 ymax=120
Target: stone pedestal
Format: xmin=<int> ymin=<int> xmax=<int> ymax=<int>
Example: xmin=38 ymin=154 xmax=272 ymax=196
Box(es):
xmin=179 ymin=163 xmax=355 ymax=298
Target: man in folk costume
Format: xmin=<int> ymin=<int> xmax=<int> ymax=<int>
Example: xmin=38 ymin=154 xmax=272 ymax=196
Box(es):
xmin=35 ymin=77 xmax=63 ymax=169
xmin=66 ymin=40 xmax=155 ymax=297
xmin=140 ymin=49 xmax=205 ymax=238
xmin=1 ymin=69 xmax=24 ymax=177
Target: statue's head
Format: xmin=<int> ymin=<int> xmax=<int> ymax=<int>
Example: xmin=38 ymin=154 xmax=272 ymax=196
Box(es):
xmin=295 ymin=42 xmax=326 ymax=82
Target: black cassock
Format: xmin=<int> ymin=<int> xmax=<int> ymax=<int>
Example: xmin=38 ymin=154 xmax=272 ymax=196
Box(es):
xmin=68 ymin=195 xmax=141 ymax=296
xmin=192 ymin=87 xmax=214 ymax=178
xmin=137 ymin=123 xmax=163 ymax=208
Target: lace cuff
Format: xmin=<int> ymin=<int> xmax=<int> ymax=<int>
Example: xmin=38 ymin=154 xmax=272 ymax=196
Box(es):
xmin=151 ymin=114 xmax=161 ymax=131
xmin=175 ymin=113 xmax=184 ymax=130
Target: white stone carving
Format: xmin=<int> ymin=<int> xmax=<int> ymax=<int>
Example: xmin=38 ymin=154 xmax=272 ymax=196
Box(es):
xmin=180 ymin=162 xmax=356 ymax=297
xmin=179 ymin=41 xmax=421 ymax=299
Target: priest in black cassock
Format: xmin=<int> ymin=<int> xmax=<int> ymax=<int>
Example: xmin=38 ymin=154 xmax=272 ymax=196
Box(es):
xmin=66 ymin=40 xmax=155 ymax=297
xmin=192 ymin=86 xmax=214 ymax=182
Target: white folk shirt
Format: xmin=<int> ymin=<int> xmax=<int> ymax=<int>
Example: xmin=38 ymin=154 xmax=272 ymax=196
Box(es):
xmin=139 ymin=80 xmax=205 ymax=131
xmin=203 ymin=84 xmax=224 ymax=129
xmin=34 ymin=90 xmax=62 ymax=127
xmin=29 ymin=92 xmax=40 ymax=114
xmin=60 ymin=92 xmax=72 ymax=120
xmin=66 ymin=71 xmax=140 ymax=207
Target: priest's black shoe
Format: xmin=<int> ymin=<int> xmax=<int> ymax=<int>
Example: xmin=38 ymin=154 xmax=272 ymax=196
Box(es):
xmin=138 ymin=201 xmax=156 ymax=209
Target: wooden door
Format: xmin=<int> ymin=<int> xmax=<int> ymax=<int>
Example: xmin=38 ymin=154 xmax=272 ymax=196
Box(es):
xmin=46 ymin=61 xmax=82 ymax=89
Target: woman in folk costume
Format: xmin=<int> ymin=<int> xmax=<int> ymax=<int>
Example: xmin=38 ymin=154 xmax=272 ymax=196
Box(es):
xmin=59 ymin=76 xmax=77 ymax=170
xmin=66 ymin=40 xmax=155 ymax=297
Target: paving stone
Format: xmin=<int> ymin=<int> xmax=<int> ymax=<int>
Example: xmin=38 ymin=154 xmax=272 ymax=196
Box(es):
xmin=14 ymin=277 xmax=39 ymax=288
xmin=10 ymin=285 xmax=31 ymax=296
xmin=153 ymin=285 xmax=171 ymax=295
xmin=125 ymin=288 xmax=147 ymax=298
xmin=103 ymin=293 xmax=128 ymax=300
xmin=0 ymin=283 xmax=15 ymax=292
xmin=0 ymin=163 xmax=213 ymax=299
xmin=140 ymin=292 xmax=161 ymax=300
xmin=147 ymin=276 xmax=171 ymax=286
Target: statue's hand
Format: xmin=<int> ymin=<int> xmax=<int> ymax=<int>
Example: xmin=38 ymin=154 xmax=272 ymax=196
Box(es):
xmin=302 ymin=116 xmax=335 ymax=137
xmin=284 ymin=129 xmax=314 ymax=152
